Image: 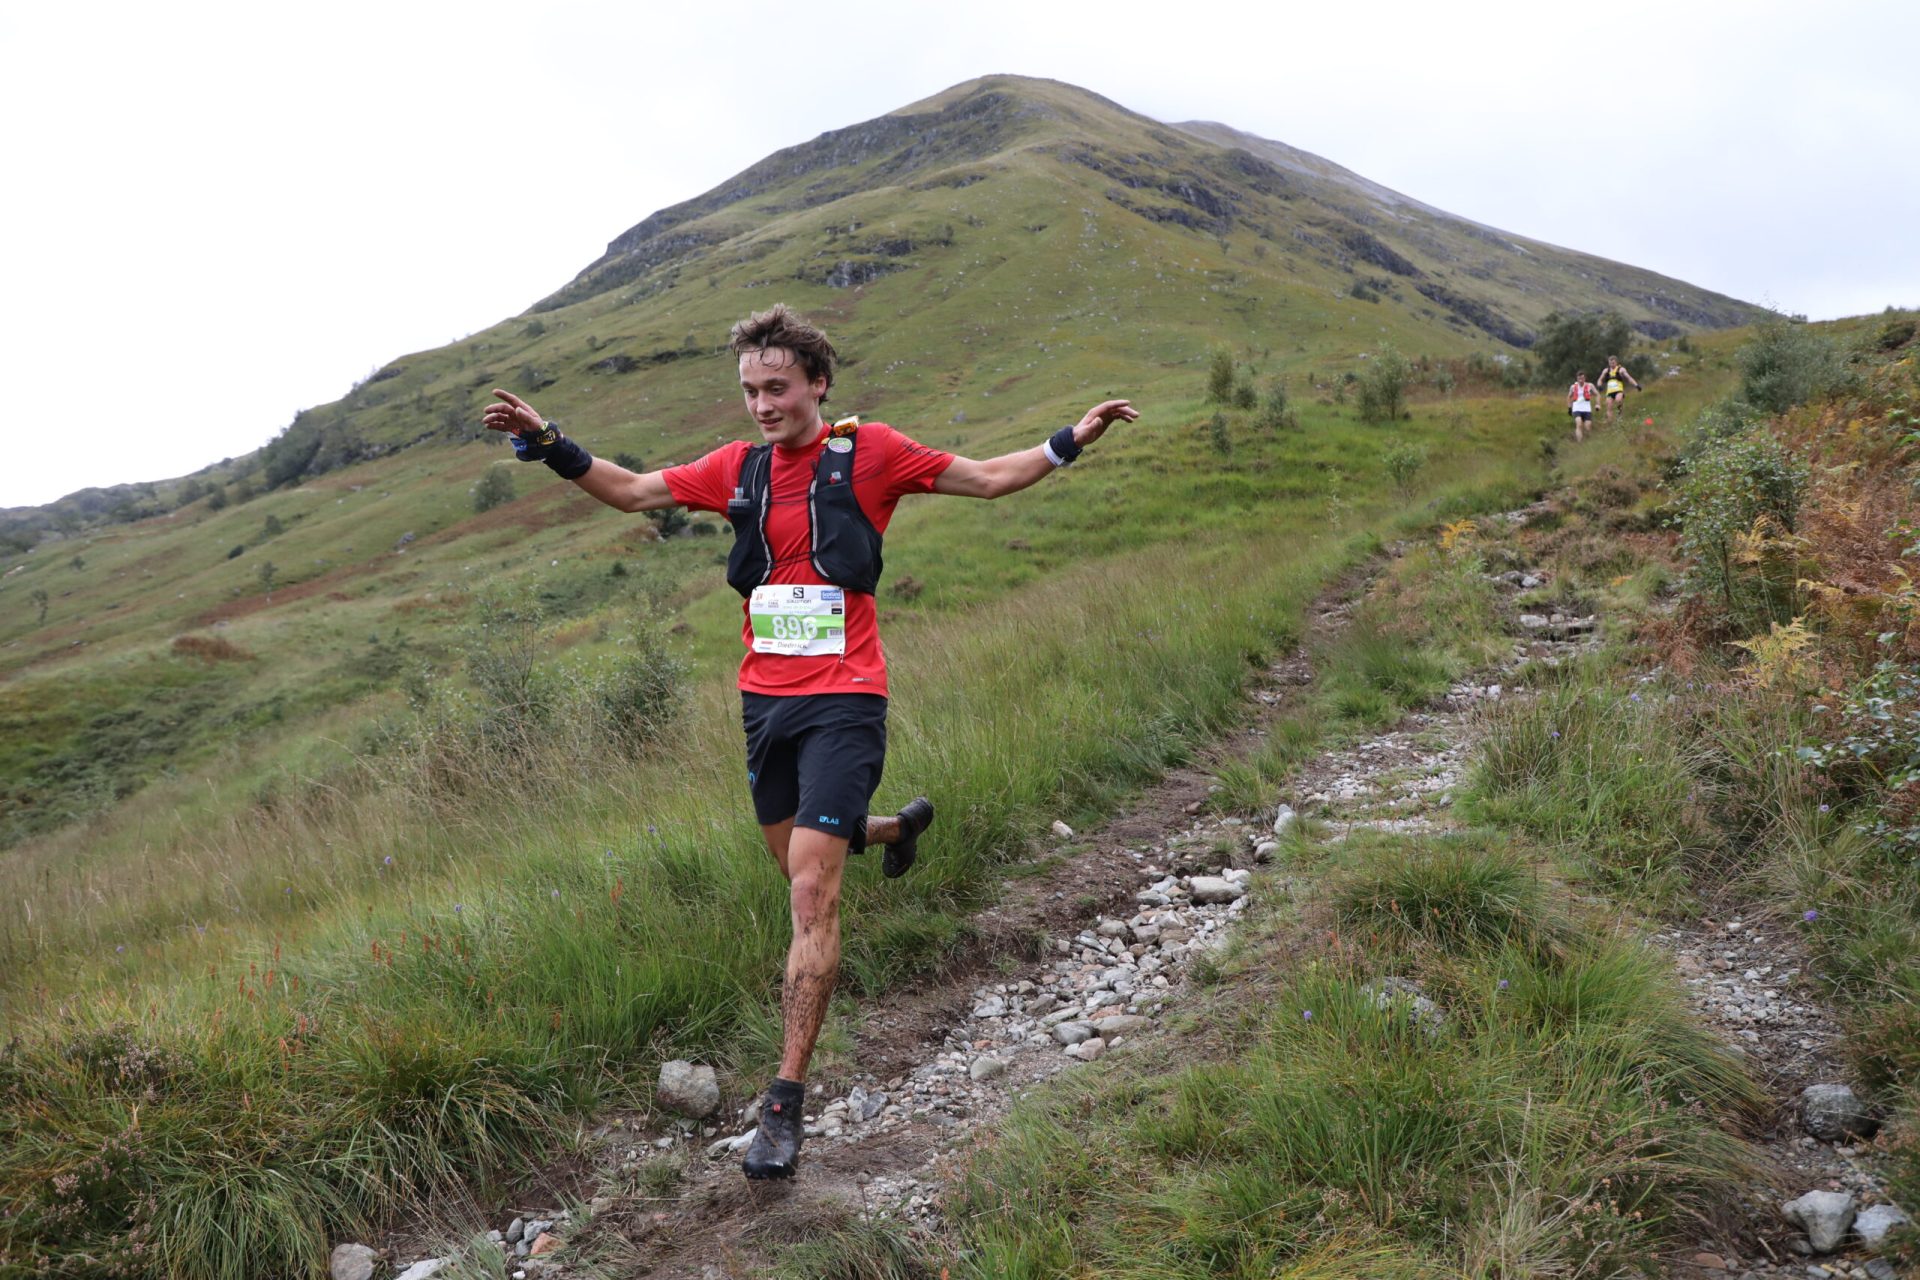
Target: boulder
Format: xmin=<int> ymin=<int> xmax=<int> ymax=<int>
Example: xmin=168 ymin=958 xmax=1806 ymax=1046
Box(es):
xmin=657 ymin=1061 xmax=720 ymax=1119
xmin=1780 ymin=1189 xmax=1856 ymax=1254
xmin=1855 ymin=1203 xmax=1911 ymax=1248
xmin=1189 ymin=876 xmax=1245 ymax=904
xmin=329 ymin=1244 xmax=378 ymax=1280
xmin=1801 ymin=1083 xmax=1878 ymax=1141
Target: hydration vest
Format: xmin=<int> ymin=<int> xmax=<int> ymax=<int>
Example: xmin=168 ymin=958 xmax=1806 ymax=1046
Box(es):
xmin=725 ymin=417 xmax=884 ymax=598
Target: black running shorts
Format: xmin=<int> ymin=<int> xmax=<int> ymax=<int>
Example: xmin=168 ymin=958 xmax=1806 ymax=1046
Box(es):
xmin=740 ymin=692 xmax=888 ymax=844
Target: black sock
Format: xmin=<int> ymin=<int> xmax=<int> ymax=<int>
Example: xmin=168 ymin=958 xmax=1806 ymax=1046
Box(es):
xmin=767 ymin=1077 xmax=805 ymax=1108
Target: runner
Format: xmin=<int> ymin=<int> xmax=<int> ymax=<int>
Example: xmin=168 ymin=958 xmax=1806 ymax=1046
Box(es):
xmin=482 ymin=303 xmax=1138 ymax=1181
xmin=1598 ymin=354 xmax=1641 ymax=428
xmin=1567 ymin=370 xmax=1599 ymax=443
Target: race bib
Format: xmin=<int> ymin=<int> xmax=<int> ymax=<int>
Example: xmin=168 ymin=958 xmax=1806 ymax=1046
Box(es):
xmin=749 ymin=584 xmax=847 ymax=656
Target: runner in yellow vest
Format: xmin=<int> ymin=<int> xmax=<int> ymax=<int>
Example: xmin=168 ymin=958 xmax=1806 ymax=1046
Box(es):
xmin=1598 ymin=355 xmax=1640 ymax=428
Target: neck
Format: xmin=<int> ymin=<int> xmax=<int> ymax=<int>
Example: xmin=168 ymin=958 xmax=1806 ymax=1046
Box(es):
xmin=778 ymin=414 xmax=828 ymax=451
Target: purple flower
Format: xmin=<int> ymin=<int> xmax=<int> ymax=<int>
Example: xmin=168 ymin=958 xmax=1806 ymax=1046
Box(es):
xmin=1302 ymin=1009 xmax=1313 ymax=1022
xmin=1819 ymin=804 xmax=1831 ymax=813
xmin=453 ymin=903 xmax=464 ymax=914
xmin=115 ymin=944 xmax=126 ymax=953
xmin=647 ymin=825 xmax=658 ymax=836
xmin=551 ymin=889 xmax=560 ymax=899
xmin=1803 ymin=909 xmax=1819 ymax=923
xmin=1630 ymin=692 xmax=1642 ymax=703
xmin=384 ymin=855 xmax=394 ymax=866
xmin=1498 ymin=979 xmax=1509 ymax=990
xmin=1550 ymin=730 xmax=1560 ymax=739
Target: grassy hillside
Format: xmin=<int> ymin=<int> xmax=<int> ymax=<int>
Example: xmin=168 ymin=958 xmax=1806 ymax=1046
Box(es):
xmin=0 ymin=77 xmax=1753 ymax=858
xmin=0 ymin=74 xmax=1784 ymax=1278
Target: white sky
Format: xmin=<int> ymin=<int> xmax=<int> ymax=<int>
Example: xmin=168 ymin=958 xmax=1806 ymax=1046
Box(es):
xmin=2 ymin=0 xmax=1914 ymax=509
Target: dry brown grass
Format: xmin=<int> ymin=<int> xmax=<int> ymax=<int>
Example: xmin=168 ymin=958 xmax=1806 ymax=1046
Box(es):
xmin=170 ymin=633 xmax=256 ymax=663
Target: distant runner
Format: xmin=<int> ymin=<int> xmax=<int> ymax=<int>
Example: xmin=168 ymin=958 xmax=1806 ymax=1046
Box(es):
xmin=483 ymin=304 xmax=1138 ymax=1181
xmin=1567 ymin=370 xmax=1599 ymax=443
xmin=1598 ymin=354 xmax=1640 ymax=428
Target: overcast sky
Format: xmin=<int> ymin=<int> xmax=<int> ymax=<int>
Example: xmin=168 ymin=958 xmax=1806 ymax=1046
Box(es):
xmin=3 ymin=0 xmax=1914 ymax=510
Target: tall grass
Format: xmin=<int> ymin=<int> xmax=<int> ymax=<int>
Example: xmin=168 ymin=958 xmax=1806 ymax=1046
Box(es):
xmin=0 ymin=524 xmax=1359 ymax=1278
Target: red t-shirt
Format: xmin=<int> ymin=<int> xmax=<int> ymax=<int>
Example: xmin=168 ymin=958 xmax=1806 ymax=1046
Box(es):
xmin=662 ymin=422 xmax=954 ymax=697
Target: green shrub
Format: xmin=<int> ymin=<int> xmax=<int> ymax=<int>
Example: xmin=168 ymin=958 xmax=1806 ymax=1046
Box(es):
xmin=1382 ymin=441 xmax=1427 ymax=497
xmin=1737 ymin=313 xmax=1848 ymax=414
xmin=1207 ymin=411 xmax=1232 ymax=455
xmin=1798 ymin=654 xmax=1920 ymax=856
xmin=1530 ymin=310 xmax=1633 ymax=387
xmin=1256 ymin=378 xmax=1295 ymax=430
xmin=1670 ymin=427 xmax=1809 ymax=630
xmin=1206 ymin=348 xmax=1235 ymax=403
xmin=474 ymin=466 xmax=517 ymax=514
xmin=1355 ymin=346 xmax=1410 ymax=425
xmin=1877 ymin=318 xmax=1916 ymax=352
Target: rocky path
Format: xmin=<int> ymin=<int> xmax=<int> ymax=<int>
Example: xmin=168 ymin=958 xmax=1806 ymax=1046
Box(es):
xmin=340 ymin=538 xmax=1910 ymax=1280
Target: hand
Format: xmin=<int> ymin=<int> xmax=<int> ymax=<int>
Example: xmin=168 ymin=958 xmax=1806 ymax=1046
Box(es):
xmin=1070 ymin=399 xmax=1140 ymax=447
xmin=484 ymin=388 xmax=549 ymax=438
xmin=484 ymin=388 xmax=559 ymax=460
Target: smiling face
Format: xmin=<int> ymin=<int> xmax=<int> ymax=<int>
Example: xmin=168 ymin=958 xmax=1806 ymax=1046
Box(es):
xmin=739 ymin=346 xmax=828 ymax=449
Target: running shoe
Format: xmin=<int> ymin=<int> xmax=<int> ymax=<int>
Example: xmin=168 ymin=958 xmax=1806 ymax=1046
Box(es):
xmin=742 ymin=1080 xmax=804 ymax=1180
xmin=884 ymin=796 xmax=935 ymax=879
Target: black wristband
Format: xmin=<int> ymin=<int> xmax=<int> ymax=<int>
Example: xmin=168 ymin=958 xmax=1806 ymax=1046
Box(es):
xmin=544 ymin=436 xmax=594 ymax=481
xmin=1043 ymin=424 xmax=1082 ymax=467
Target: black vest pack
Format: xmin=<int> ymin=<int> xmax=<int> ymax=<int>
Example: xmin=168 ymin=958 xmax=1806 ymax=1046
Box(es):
xmin=724 ymin=418 xmax=885 ymax=598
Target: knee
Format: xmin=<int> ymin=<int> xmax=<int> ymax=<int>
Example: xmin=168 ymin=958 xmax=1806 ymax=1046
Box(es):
xmin=789 ymin=869 xmax=842 ymax=928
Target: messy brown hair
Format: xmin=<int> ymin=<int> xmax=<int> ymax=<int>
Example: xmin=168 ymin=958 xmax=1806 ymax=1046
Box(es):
xmin=729 ymin=304 xmax=837 ymax=404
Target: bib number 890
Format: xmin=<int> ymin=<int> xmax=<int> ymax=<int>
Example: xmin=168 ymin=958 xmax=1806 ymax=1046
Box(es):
xmin=770 ymin=616 xmax=819 ymax=641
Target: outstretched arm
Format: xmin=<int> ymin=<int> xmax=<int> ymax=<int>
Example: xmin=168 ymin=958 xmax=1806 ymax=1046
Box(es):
xmin=483 ymin=389 xmax=678 ymax=513
xmin=933 ymin=399 xmax=1139 ymax=499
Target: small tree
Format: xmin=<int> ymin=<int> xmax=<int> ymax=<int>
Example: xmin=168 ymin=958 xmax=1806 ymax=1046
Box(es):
xmin=612 ymin=451 xmax=646 ymax=473
xmin=1257 ymin=378 xmax=1295 ymax=430
xmin=474 ymin=466 xmax=517 ymax=513
xmin=261 ymin=513 xmax=285 ymax=539
xmin=646 ymin=506 xmax=689 ymax=538
xmin=1231 ymin=378 xmax=1257 ymax=411
xmin=258 ymin=561 xmax=279 ymax=597
xmin=29 ymin=587 xmax=48 ymax=624
xmin=1531 ymin=310 xmax=1633 ymax=387
xmin=1383 ymin=441 xmax=1429 ymax=497
xmin=1206 ymin=348 xmax=1236 ymax=403
xmin=1207 ymin=411 xmax=1232 ymax=455
xmin=1738 ymin=313 xmax=1848 ymax=414
xmin=69 ymin=555 xmax=85 ymax=572
xmin=1355 ymin=346 xmax=1411 ymax=424
xmin=205 ymin=486 xmax=229 ymax=511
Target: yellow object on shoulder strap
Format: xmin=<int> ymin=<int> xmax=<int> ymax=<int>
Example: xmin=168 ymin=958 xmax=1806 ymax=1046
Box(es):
xmin=830 ymin=416 xmax=861 ymax=438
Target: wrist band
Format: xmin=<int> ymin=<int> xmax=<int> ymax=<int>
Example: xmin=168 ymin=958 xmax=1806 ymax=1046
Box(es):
xmin=544 ymin=436 xmax=594 ymax=480
xmin=1042 ymin=424 xmax=1082 ymax=467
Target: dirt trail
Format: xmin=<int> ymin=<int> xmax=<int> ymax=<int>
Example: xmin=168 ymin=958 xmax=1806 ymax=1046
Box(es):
xmin=369 ymin=523 xmax=1906 ymax=1280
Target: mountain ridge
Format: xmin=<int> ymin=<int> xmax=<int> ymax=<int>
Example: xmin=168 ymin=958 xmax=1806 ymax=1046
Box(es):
xmin=4 ymin=72 xmax=1758 ymax=544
